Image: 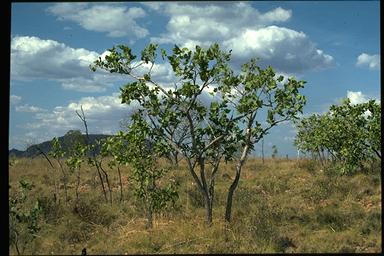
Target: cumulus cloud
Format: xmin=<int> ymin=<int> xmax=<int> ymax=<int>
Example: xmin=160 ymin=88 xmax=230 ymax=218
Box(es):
xmin=47 ymin=3 xmax=148 ymax=38
xmin=356 ymin=53 xmax=380 ymax=70
xmin=346 ymin=90 xmax=380 ymax=105
xmin=150 ymin=3 xmax=291 ymax=46
xmin=10 ymin=95 xmax=22 ymax=105
xmin=147 ymin=2 xmax=334 ymax=74
xmin=31 ymin=93 xmax=133 ymax=132
xmin=12 ymin=93 xmax=135 ymax=149
xmin=11 ymin=36 xmax=123 ymax=92
xmin=224 ymin=26 xmax=334 ymax=73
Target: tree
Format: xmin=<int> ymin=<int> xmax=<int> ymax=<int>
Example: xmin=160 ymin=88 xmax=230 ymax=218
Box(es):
xmin=49 ymin=137 xmax=68 ymax=203
xmin=9 ymin=180 xmax=42 ymax=255
xmin=91 ymin=43 xmax=306 ymax=224
xmin=76 ymin=106 xmax=112 ymax=204
xmin=295 ymin=98 xmax=381 ymax=174
xmin=122 ymin=111 xmax=178 ymax=228
xmin=272 ymin=145 xmax=278 ymax=159
xmin=221 ymin=60 xmax=306 ymax=222
xmin=100 ymin=133 xmax=131 ymax=203
xmin=65 ymin=142 xmax=87 ymax=203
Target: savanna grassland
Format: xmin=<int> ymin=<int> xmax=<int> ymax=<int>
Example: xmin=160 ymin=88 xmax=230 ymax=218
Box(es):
xmin=9 ymin=156 xmax=381 ymax=254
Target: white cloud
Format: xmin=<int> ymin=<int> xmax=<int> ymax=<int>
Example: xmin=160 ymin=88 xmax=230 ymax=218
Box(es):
xmin=10 ymin=95 xmax=22 ymax=105
xmin=147 ymin=2 xmax=333 ymax=74
xmin=11 ymin=35 xmax=98 ymax=80
xmin=47 ymin=3 xmax=148 ymax=39
xmin=346 ymin=90 xmax=380 ymax=105
xmin=260 ymin=7 xmax=292 ymax=23
xmin=133 ymin=62 xmax=177 ymax=88
xmin=9 ymin=89 xmax=186 ymax=148
xmin=356 ymin=53 xmax=380 ymax=70
xmin=13 ymin=93 xmax=136 ymax=149
xmin=11 ymin=36 xmax=122 ymax=92
xmin=16 ymin=104 xmax=46 ymax=113
xmin=224 ymin=26 xmax=334 ymax=73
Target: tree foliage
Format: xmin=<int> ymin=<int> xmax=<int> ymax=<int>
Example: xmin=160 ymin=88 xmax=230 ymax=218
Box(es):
xmin=91 ymin=42 xmax=307 ymax=224
xmin=9 ymin=180 xmax=42 ymax=255
xmin=295 ymin=98 xmax=381 ymax=174
xmin=118 ymin=111 xmax=178 ymax=228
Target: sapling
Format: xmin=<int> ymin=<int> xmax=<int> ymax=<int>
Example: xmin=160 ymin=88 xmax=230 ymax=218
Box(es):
xmin=9 ymin=180 xmax=42 ymax=255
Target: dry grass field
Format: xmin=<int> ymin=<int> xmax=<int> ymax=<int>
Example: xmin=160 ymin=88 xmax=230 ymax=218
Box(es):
xmin=8 ymin=157 xmax=382 ymax=254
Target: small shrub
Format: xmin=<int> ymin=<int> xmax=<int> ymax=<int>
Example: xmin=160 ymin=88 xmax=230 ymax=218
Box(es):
xmin=260 ymin=177 xmax=289 ymax=194
xmin=248 ymin=199 xmax=278 ymax=245
xmin=302 ymin=177 xmax=332 ymax=202
xmin=338 ymin=245 xmax=356 ymax=253
xmin=9 ymin=180 xmax=42 ymax=255
xmin=186 ymin=187 xmax=205 ymax=208
xmin=59 ymin=217 xmax=94 ymax=243
xmin=295 ymin=159 xmax=318 ymax=173
xmin=314 ymin=205 xmax=362 ymax=231
xmin=72 ymin=198 xmax=118 ymax=226
xmin=273 ymin=236 xmax=296 ymax=252
xmin=361 ymin=210 xmax=381 ymax=235
xmin=38 ymin=196 xmax=65 ymax=224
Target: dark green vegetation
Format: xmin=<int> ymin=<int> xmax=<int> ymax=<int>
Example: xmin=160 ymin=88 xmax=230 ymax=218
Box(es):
xmin=91 ymin=43 xmax=306 ymax=224
xmin=295 ymin=98 xmax=381 ymax=174
xmin=9 ymin=157 xmax=381 ymax=254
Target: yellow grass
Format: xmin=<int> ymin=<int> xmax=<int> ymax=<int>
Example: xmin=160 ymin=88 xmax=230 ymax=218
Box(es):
xmin=9 ymin=156 xmax=382 ymax=254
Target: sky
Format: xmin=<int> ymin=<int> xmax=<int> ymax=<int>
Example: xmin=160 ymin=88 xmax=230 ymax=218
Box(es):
xmin=10 ymin=1 xmax=380 ymax=157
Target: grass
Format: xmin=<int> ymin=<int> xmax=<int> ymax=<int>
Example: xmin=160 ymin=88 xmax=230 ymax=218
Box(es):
xmin=8 ymin=157 xmax=382 ymax=254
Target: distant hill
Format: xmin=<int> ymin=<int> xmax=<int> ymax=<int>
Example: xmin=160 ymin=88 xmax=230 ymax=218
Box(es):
xmin=9 ymin=131 xmax=113 ymax=158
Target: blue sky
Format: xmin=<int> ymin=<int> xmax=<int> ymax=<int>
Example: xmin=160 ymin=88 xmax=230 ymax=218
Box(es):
xmin=10 ymin=2 xmax=380 ymax=157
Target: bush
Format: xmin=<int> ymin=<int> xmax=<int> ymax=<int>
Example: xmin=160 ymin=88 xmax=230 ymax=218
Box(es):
xmin=248 ymin=199 xmax=278 ymax=245
xmin=38 ymin=196 xmax=65 ymax=224
xmin=315 ymin=206 xmax=347 ymax=231
xmin=295 ymin=159 xmax=318 ymax=173
xmin=186 ymin=187 xmax=205 ymax=208
xmin=361 ymin=210 xmax=381 ymax=235
xmin=273 ymin=236 xmax=296 ymax=252
xmin=59 ymin=217 xmax=94 ymax=243
xmin=314 ymin=203 xmax=364 ymax=232
xmin=72 ymin=198 xmax=118 ymax=226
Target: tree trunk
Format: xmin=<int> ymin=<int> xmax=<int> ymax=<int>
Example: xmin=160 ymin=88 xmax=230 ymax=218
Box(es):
xmin=95 ymin=164 xmax=108 ymax=203
xmin=225 ymin=144 xmax=249 ymax=223
xmin=224 ymin=166 xmax=241 ymax=222
xmin=261 ymin=138 xmax=265 ymax=164
xmin=117 ymin=166 xmax=123 ymax=202
xmin=145 ymin=204 xmax=153 ymax=229
xmin=99 ymin=162 xmax=113 ymax=205
xmin=58 ymin=160 xmax=68 ymax=204
xmin=75 ymin=168 xmax=81 ymax=202
xmin=204 ymin=193 xmax=213 ymax=225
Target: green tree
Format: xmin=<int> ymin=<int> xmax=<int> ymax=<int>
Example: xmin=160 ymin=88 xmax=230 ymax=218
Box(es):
xmin=295 ymin=98 xmax=381 ymax=174
xmin=123 ymin=111 xmax=178 ymax=228
xmin=100 ymin=134 xmax=131 ymax=203
xmin=65 ymin=142 xmax=87 ymax=202
xmin=9 ymin=180 xmax=42 ymax=255
xmin=49 ymin=137 xmax=68 ymax=203
xmin=91 ymin=43 xmax=306 ymax=224
xmin=272 ymin=145 xmax=278 ymax=158
xmin=76 ymin=106 xmax=112 ymax=204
